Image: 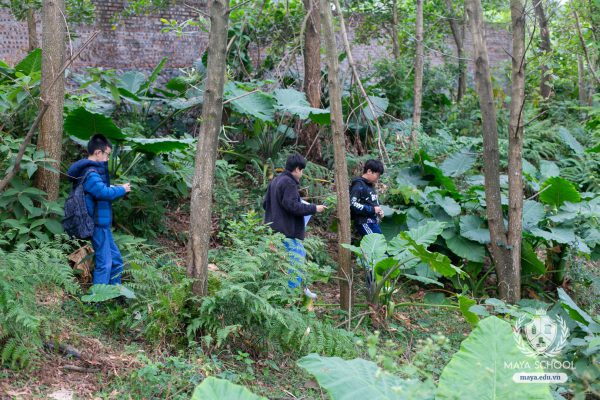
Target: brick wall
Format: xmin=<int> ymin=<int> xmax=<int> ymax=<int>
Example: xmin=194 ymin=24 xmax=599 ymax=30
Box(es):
xmin=0 ymin=1 xmax=511 ymax=77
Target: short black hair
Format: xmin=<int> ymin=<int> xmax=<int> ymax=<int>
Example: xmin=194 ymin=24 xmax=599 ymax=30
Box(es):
xmin=285 ymin=153 xmax=307 ymax=172
xmin=87 ymin=134 xmax=112 ymax=155
xmin=363 ymin=159 xmax=384 ymax=174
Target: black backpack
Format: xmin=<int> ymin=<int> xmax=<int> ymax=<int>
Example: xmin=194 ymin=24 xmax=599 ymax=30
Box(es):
xmin=62 ymin=168 xmax=96 ymax=239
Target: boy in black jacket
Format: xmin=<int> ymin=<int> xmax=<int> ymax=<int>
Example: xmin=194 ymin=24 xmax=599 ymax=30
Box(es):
xmin=350 ymin=159 xmax=385 ymax=238
xmin=263 ymin=154 xmax=326 ymax=299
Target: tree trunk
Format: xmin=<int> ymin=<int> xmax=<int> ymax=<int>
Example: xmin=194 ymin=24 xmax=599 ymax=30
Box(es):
xmin=506 ymin=0 xmax=525 ymax=304
xmin=27 ymin=8 xmax=39 ymax=51
xmin=34 ymin=0 xmax=66 ymax=201
xmin=320 ymin=0 xmax=352 ymax=315
xmin=466 ymin=0 xmax=512 ymax=300
xmin=301 ymin=0 xmax=323 ymax=161
xmin=578 ymin=54 xmax=588 ymax=105
xmin=187 ymin=0 xmax=230 ymax=297
xmin=574 ymin=9 xmax=600 ymax=87
xmin=444 ymin=0 xmax=466 ymax=102
xmin=534 ymin=0 xmax=552 ymax=99
xmin=411 ymin=0 xmax=424 ymax=143
xmin=391 ymin=0 xmax=400 ymax=60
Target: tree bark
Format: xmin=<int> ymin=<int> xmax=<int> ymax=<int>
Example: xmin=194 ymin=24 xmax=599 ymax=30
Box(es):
xmin=34 ymin=0 xmax=66 ymax=201
xmin=330 ymin=0 xmax=387 ymax=161
xmin=444 ymin=0 xmax=466 ymax=102
xmin=574 ymin=9 xmax=600 ymax=87
xmin=27 ymin=8 xmax=39 ymax=51
xmin=187 ymin=0 xmax=230 ymax=297
xmin=301 ymin=0 xmax=323 ymax=161
xmin=466 ymin=0 xmax=512 ymax=301
xmin=534 ymin=0 xmax=552 ymax=99
xmin=506 ymin=0 xmax=526 ymax=304
xmin=577 ymin=54 xmax=589 ymax=105
xmin=391 ymin=0 xmax=400 ymax=60
xmin=320 ymin=0 xmax=352 ymax=316
xmin=411 ymin=0 xmax=424 ymax=143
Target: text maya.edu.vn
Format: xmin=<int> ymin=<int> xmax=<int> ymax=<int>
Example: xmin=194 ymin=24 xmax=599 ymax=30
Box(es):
xmin=513 ymin=373 xmax=568 ymax=383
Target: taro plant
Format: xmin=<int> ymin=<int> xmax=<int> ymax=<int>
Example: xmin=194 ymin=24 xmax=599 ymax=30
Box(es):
xmin=343 ymin=221 xmax=463 ymax=307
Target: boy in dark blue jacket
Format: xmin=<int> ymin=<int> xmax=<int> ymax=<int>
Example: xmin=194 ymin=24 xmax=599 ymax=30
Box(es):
xmin=67 ymin=134 xmax=131 ymax=285
xmin=263 ymin=154 xmax=326 ymax=298
xmin=350 ymin=159 xmax=385 ymax=238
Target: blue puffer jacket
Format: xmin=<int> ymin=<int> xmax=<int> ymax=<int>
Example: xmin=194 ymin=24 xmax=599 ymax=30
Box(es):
xmin=66 ymin=159 xmax=126 ymax=228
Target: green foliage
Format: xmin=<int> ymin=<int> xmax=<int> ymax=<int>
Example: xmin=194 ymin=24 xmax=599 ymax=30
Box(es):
xmin=104 ymin=352 xmax=205 ymax=400
xmin=81 ymin=284 xmax=136 ymax=302
xmin=298 ymin=353 xmax=436 ymax=400
xmin=191 ymin=377 xmax=267 ymax=400
xmin=0 ymin=173 xmax=63 ymax=249
xmin=437 ymin=317 xmax=552 ymax=399
xmin=0 ymin=241 xmax=79 ymax=369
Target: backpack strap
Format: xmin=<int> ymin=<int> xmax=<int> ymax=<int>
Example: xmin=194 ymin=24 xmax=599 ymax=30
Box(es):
xmin=77 ymin=168 xmax=98 ymax=188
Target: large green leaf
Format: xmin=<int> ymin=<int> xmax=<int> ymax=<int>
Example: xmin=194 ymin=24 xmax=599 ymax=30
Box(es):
xmin=225 ymin=83 xmax=275 ymax=121
xmin=117 ymin=71 xmax=146 ymax=94
xmin=297 ymin=353 xmax=436 ymax=400
xmin=539 ymin=177 xmax=581 ymax=207
xmin=459 ymin=215 xmax=490 ymax=244
xmin=458 ymin=295 xmax=479 ymax=327
xmin=273 ymin=88 xmax=329 ymax=124
xmin=522 ymin=200 xmax=545 ymax=230
xmin=445 ymin=235 xmax=485 ymax=262
xmin=558 ymin=127 xmax=584 ymax=154
xmin=191 ymin=377 xmax=266 ymax=400
xmin=422 ymin=160 xmax=457 ymax=194
xmin=362 ymin=96 xmax=389 ymax=121
xmin=521 ymin=241 xmax=546 ymax=275
xmin=529 ymin=227 xmax=576 ymax=244
xmin=404 ymin=235 xmax=460 ymax=277
xmin=404 ymin=220 xmax=446 ymax=246
xmin=440 ymin=149 xmax=476 ymax=177
xmin=141 ymin=57 xmax=168 ymax=94
xmin=437 ymin=316 xmax=553 ymax=399
xmin=360 ymin=233 xmax=388 ymax=265
xmin=128 ymin=137 xmax=192 ymax=155
xmin=64 ymin=107 xmax=125 ymax=140
xmin=557 ymin=288 xmax=595 ymax=327
xmin=587 ymin=142 xmax=600 ymax=153
xmin=81 ymin=284 xmax=136 ymax=302
xmin=15 ymin=48 xmax=42 ymax=75
xmin=539 ymin=160 xmax=560 ymax=180
xmin=432 ymin=194 xmax=461 ymax=217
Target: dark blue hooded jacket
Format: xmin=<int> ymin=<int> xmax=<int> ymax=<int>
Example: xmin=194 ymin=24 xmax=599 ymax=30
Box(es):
xmin=66 ymin=159 xmax=126 ymax=228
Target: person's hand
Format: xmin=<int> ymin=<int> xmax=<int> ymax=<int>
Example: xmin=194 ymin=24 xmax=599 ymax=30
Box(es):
xmin=122 ymin=183 xmax=132 ymax=193
xmin=316 ymin=205 xmax=327 ymax=213
xmin=374 ymin=206 xmax=384 ymax=218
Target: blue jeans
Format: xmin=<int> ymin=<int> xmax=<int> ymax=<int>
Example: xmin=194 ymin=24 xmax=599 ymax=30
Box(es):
xmin=356 ymin=222 xmax=382 ymax=237
xmin=91 ymin=227 xmax=123 ymax=285
xmin=283 ymin=238 xmax=306 ymax=289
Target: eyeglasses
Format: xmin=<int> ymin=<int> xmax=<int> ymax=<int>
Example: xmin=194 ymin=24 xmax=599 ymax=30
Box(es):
xmin=100 ymin=150 xmax=112 ymax=157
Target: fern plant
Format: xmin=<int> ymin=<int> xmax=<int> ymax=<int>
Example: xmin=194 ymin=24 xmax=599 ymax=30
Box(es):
xmin=0 ymin=241 xmax=79 ymax=369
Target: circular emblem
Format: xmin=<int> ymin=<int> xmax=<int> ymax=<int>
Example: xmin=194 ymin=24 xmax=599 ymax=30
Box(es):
xmin=513 ymin=309 xmax=569 ymax=358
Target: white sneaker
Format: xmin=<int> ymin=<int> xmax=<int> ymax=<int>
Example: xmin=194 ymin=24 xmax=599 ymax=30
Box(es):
xmin=303 ymin=287 xmax=318 ymax=300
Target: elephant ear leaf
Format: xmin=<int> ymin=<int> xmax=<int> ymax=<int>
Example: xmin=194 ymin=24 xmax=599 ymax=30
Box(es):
xmin=437 ymin=316 xmax=553 ymax=399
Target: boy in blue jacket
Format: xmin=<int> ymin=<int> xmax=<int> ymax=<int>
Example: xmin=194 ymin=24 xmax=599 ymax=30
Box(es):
xmin=67 ymin=134 xmax=131 ymax=285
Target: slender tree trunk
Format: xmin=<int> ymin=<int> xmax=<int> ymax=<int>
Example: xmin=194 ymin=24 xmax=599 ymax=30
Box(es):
xmin=466 ymin=0 xmax=512 ymax=300
xmin=27 ymin=8 xmax=39 ymax=51
xmin=534 ymin=0 xmax=552 ymax=99
xmin=574 ymin=9 xmax=600 ymax=87
xmin=320 ymin=0 xmax=352 ymax=316
xmin=444 ymin=0 xmax=466 ymax=102
xmin=330 ymin=0 xmax=387 ymax=161
xmin=34 ymin=0 xmax=66 ymax=201
xmin=506 ymin=0 xmax=526 ymax=304
xmin=411 ymin=0 xmax=424 ymax=142
xmin=391 ymin=0 xmax=400 ymax=60
xmin=301 ymin=0 xmax=323 ymax=161
xmin=188 ymin=0 xmax=230 ymax=297
xmin=577 ymin=54 xmax=589 ymax=105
